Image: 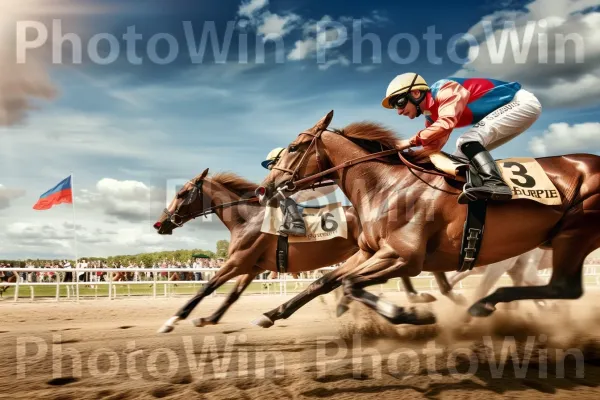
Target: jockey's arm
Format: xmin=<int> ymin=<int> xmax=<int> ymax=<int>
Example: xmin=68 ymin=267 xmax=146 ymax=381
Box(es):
xmin=410 ymin=81 xmax=470 ymax=150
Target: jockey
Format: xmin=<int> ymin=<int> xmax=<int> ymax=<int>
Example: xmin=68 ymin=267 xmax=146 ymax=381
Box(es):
xmin=381 ymin=73 xmax=542 ymax=204
xmin=262 ymin=147 xmax=306 ymax=236
xmin=262 ymin=147 xmax=338 ymax=236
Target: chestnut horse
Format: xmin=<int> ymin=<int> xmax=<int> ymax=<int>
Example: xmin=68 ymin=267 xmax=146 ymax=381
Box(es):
xmin=255 ymin=111 xmax=600 ymax=327
xmin=153 ymin=169 xmax=461 ymax=333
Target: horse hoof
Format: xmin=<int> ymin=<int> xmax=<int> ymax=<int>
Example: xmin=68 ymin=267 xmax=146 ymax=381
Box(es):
xmin=251 ymin=315 xmax=274 ymax=328
xmin=191 ymin=318 xmax=215 ymax=327
xmin=157 ymin=316 xmax=180 ymax=333
xmin=157 ymin=324 xmax=175 ymax=334
xmin=407 ymin=293 xmax=437 ymax=304
xmin=448 ymin=293 xmax=468 ymax=306
xmin=468 ymin=302 xmax=496 ymax=317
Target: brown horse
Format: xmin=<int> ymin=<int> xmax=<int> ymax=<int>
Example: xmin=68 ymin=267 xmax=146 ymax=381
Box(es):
xmin=153 ymin=169 xmax=462 ymax=333
xmin=255 ymin=111 xmax=600 ymax=327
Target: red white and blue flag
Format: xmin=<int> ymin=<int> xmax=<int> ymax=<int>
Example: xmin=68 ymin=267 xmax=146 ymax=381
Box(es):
xmin=33 ymin=176 xmax=73 ymax=210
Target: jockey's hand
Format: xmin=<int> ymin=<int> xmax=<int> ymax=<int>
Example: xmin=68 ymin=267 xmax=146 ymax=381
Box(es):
xmin=394 ymin=139 xmax=414 ymax=152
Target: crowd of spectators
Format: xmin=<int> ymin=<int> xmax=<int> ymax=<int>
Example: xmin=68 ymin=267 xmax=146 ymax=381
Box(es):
xmin=0 ymin=258 xmax=227 ymax=284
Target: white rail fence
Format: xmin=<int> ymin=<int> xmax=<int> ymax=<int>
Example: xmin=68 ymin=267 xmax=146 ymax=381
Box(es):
xmin=1 ymin=266 xmax=599 ymax=302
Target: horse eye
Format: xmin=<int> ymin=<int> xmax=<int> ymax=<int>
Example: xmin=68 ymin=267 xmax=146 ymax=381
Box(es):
xmin=288 ymin=145 xmax=298 ymax=153
xmin=177 ymin=191 xmax=187 ymax=199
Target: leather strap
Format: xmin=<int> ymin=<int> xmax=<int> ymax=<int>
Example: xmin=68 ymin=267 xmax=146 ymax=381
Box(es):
xmin=458 ymin=198 xmax=487 ymax=272
xmin=276 ymin=234 xmax=289 ymax=274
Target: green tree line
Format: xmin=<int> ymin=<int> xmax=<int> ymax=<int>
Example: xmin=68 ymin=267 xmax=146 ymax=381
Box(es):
xmin=1 ymin=240 xmax=230 ymax=268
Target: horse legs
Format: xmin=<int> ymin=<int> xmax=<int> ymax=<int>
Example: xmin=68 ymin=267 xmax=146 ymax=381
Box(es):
xmin=468 ymin=228 xmax=598 ymax=317
xmin=340 ymin=246 xmax=436 ymax=325
xmin=433 ymin=272 xmax=467 ymax=305
xmin=158 ymin=257 xmax=253 ymax=333
xmin=252 ymin=250 xmax=370 ymax=328
xmin=402 ymin=276 xmax=437 ymax=304
xmin=504 ymin=252 xmax=549 ymax=309
xmin=447 ymin=268 xmax=481 ymax=288
xmin=191 ymin=268 xmax=263 ymax=327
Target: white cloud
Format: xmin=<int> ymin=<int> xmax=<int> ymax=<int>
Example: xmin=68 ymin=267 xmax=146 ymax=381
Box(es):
xmin=238 ymin=0 xmax=269 ymax=18
xmin=528 ymin=122 xmax=600 ymax=156
xmin=455 ymin=0 xmax=600 ymax=107
xmin=287 ymin=16 xmax=345 ymax=62
xmin=76 ymin=178 xmax=163 ymax=223
xmin=288 ymin=38 xmax=317 ymax=60
xmin=257 ymin=12 xmax=300 ymax=39
xmin=0 ymin=184 xmax=25 ymax=210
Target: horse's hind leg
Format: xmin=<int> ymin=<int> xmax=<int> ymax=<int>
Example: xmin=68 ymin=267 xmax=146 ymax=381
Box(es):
xmin=468 ymin=226 xmax=599 ymax=317
xmin=433 ymin=272 xmax=467 ymax=305
xmin=191 ymin=268 xmax=262 ymax=327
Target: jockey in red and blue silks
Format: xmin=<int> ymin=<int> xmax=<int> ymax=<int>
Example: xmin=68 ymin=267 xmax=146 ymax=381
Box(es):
xmin=381 ymin=73 xmax=542 ymax=204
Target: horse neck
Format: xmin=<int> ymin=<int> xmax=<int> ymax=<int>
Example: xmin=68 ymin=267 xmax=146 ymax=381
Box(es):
xmin=204 ymin=179 xmax=254 ymax=232
xmin=321 ymin=133 xmax=418 ymax=217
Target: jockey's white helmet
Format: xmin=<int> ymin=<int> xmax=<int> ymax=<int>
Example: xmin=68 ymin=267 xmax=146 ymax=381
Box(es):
xmin=381 ymin=72 xmax=429 ymax=109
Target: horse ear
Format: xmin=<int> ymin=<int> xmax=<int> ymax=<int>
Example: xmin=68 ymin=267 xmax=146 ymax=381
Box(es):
xmin=315 ymin=110 xmax=334 ymax=131
xmin=199 ymin=168 xmax=209 ymax=180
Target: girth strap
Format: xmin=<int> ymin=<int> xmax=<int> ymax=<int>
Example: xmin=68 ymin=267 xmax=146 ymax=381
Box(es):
xmin=458 ymin=199 xmax=487 ymax=272
xmin=276 ymin=234 xmax=289 ymax=274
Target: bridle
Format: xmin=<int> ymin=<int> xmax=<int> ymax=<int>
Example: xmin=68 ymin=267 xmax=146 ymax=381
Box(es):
xmin=163 ymin=179 xmax=206 ymax=227
xmin=269 ymin=129 xmax=328 ymax=192
xmin=267 ymin=127 xmax=460 ymax=198
xmin=163 ymin=179 xmax=261 ymax=227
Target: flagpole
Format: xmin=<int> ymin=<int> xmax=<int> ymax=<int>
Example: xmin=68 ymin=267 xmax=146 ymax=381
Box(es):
xmin=71 ymin=172 xmax=79 ymax=301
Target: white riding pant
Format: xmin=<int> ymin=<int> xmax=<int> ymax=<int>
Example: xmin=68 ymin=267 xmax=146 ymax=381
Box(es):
xmin=454 ymin=89 xmax=542 ymax=158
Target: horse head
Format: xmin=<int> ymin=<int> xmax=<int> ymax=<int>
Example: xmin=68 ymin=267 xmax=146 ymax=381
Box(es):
xmin=154 ymin=168 xmax=210 ymax=235
xmin=257 ymin=111 xmax=334 ymax=206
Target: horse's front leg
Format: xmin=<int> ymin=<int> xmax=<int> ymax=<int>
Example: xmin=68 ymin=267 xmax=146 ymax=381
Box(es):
xmin=191 ymin=267 xmax=263 ymax=327
xmin=341 ymin=244 xmax=436 ymax=325
xmin=158 ymin=255 xmax=255 ymax=333
xmin=251 ymin=250 xmax=370 ymax=328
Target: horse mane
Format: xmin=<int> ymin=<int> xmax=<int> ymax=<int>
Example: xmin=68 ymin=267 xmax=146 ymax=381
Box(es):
xmin=211 ymin=172 xmax=259 ymax=197
xmin=333 ymin=121 xmax=402 ymax=149
xmin=331 ymin=122 xmax=403 ymax=163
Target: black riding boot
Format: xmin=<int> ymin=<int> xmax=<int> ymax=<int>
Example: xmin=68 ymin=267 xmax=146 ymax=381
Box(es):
xmin=458 ymin=142 xmax=513 ymax=204
xmin=279 ymin=198 xmax=306 ymax=236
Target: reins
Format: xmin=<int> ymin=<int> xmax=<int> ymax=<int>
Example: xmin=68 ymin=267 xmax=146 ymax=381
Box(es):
xmin=277 ymin=128 xmax=460 ymax=196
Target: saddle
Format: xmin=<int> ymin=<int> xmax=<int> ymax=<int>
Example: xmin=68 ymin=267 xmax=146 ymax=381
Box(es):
xmin=404 ymin=151 xmax=562 ymax=271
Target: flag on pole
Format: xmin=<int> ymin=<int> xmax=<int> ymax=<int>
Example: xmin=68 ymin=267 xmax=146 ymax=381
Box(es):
xmin=33 ymin=176 xmax=73 ymax=210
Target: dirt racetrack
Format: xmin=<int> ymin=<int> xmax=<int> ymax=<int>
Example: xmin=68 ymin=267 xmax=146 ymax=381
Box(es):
xmin=2 ymin=288 xmax=600 ymax=400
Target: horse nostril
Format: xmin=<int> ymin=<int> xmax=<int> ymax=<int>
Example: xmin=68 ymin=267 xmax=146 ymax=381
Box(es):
xmin=153 ymin=222 xmax=162 ymax=230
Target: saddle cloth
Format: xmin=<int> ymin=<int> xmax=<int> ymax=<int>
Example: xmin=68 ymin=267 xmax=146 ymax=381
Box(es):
xmin=260 ymin=202 xmax=348 ymax=243
xmin=428 ymin=152 xmax=562 ymax=206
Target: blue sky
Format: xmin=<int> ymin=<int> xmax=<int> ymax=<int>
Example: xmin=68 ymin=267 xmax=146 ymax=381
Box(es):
xmin=1 ymin=0 xmax=599 ymax=259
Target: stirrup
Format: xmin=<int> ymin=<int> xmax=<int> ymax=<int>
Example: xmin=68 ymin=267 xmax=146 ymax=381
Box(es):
xmin=458 ymin=184 xmax=512 ymax=204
